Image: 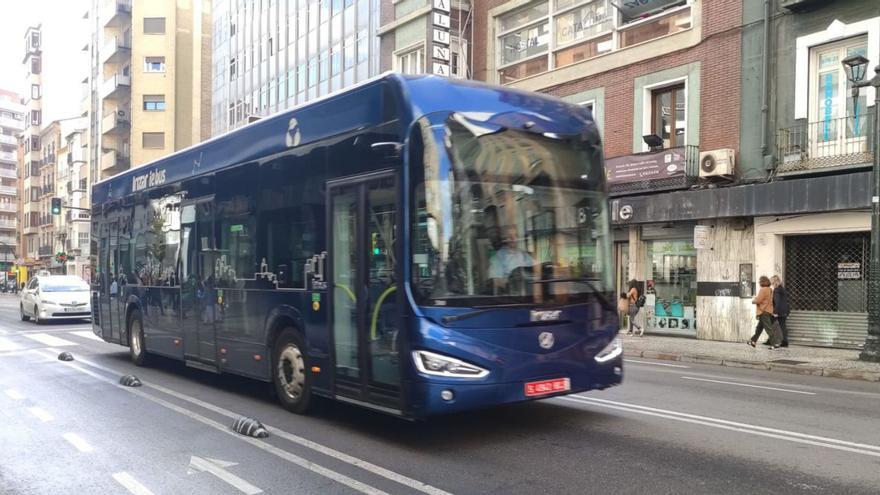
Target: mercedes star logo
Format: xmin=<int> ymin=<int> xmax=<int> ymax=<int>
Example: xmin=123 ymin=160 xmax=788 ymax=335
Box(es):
xmin=538 ymin=331 xmax=555 ymax=350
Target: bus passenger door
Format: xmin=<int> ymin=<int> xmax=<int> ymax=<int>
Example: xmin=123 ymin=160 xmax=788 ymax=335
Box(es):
xmin=102 ymin=217 xmax=120 ymax=343
xmin=180 ymin=200 xmax=218 ymax=366
xmin=328 ymin=172 xmax=401 ymax=411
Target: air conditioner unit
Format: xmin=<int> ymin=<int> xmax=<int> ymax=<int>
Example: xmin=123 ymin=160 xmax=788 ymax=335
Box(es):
xmin=699 ymin=149 xmax=735 ymax=178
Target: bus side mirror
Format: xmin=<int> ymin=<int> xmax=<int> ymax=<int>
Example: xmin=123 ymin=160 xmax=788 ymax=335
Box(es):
xmin=371 ymin=142 xmax=403 ymax=160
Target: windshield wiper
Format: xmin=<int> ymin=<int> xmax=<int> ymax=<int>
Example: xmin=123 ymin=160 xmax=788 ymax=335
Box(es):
xmin=441 ymin=302 xmax=535 ymax=324
xmin=529 ymin=277 xmax=612 ymax=310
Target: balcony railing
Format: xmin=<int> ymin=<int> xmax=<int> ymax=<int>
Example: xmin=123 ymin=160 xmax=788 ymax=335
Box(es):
xmin=605 ymin=145 xmax=700 ymax=196
xmin=0 ymin=236 xmax=18 ymax=246
xmin=38 ymin=245 xmax=52 ymax=256
xmin=102 ymin=35 xmax=131 ymax=65
xmin=0 ymin=134 xmax=17 ymax=146
xmin=0 ymin=219 xmax=17 ymax=229
xmin=0 ymin=186 xmax=17 ymax=196
xmin=101 ymin=148 xmax=130 ymax=172
xmin=0 ymin=168 xmax=16 ymax=179
xmin=100 ymin=74 xmax=131 ymax=100
xmin=102 ymin=0 xmax=132 ymax=28
xmin=777 ymin=111 xmax=875 ymax=174
xmin=0 ymin=203 xmax=17 ymax=212
xmin=0 ymin=116 xmax=25 ymax=131
xmin=102 ymin=110 xmax=130 ymax=134
xmin=0 ymin=150 xmax=16 ymax=163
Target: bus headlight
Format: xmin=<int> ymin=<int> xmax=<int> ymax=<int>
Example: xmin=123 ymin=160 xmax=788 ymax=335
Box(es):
xmin=412 ymin=350 xmax=489 ymax=378
xmin=594 ymin=338 xmax=622 ymax=363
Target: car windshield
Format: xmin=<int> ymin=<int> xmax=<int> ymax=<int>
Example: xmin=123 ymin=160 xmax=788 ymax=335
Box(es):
xmin=41 ymin=277 xmax=90 ymax=292
xmin=411 ymin=113 xmax=611 ymax=307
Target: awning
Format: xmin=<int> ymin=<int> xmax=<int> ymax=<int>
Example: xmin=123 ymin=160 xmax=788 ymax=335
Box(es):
xmin=610 ymin=0 xmax=685 ymax=21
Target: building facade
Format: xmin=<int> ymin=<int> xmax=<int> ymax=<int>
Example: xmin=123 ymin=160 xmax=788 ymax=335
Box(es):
xmin=22 ymin=26 xmax=44 ymax=268
xmin=0 ymin=90 xmax=25 ymax=281
xmin=57 ymin=125 xmax=91 ymax=279
xmin=210 ymin=0 xmax=382 ymax=136
xmin=82 ymin=0 xmax=212 ymax=181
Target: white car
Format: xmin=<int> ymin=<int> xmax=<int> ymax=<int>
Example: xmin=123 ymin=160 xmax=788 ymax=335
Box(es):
xmin=20 ymin=275 xmax=92 ymax=324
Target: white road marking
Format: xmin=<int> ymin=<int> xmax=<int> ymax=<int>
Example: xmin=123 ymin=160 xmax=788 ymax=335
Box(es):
xmin=0 ymin=337 xmax=23 ymax=352
xmin=56 ymin=353 xmax=453 ymax=495
xmin=4 ymin=388 xmax=24 ymax=400
xmin=27 ymin=407 xmax=54 ymax=422
xmin=70 ymin=330 xmax=104 ymax=342
xmin=62 ymin=432 xmax=94 ymax=453
xmin=680 ymin=376 xmax=816 ymax=395
xmin=562 ymin=395 xmax=880 ymax=458
xmin=25 ymin=333 xmax=78 ymax=347
xmin=40 ymin=352 xmax=396 ymax=495
xmin=112 ymin=472 xmax=155 ymax=495
xmin=188 ymin=456 xmax=262 ymax=494
xmin=625 ymin=359 xmax=691 ymax=368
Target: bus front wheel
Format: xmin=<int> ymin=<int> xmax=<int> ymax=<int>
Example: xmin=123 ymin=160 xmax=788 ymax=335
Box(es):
xmin=272 ymin=328 xmax=312 ymax=414
xmin=128 ymin=309 xmax=148 ymax=366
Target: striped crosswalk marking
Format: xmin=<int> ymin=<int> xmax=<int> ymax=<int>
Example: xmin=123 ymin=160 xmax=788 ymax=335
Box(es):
xmin=0 ymin=337 xmax=23 ymax=352
xmin=71 ymin=330 xmax=103 ymax=342
xmin=24 ymin=333 xmax=78 ymax=347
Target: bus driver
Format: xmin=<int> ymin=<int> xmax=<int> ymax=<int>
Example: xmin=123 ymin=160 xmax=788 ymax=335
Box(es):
xmin=490 ymin=227 xmax=534 ymax=291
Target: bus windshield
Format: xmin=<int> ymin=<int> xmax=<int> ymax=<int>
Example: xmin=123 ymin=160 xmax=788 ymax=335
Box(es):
xmin=411 ymin=113 xmax=611 ymax=308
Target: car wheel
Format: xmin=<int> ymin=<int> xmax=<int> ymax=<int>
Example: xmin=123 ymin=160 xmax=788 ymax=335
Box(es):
xmin=272 ymin=328 xmax=312 ymax=414
xmin=20 ymin=304 xmax=29 ymax=322
xmin=128 ymin=309 xmax=147 ymax=366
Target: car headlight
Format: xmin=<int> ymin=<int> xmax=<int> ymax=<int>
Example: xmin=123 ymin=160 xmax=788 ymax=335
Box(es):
xmin=412 ymin=350 xmax=489 ymax=378
xmin=594 ymin=338 xmax=623 ymax=363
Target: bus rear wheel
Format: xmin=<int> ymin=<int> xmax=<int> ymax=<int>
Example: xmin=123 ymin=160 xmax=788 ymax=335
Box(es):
xmin=272 ymin=328 xmax=312 ymax=414
xmin=128 ymin=309 xmax=147 ymax=366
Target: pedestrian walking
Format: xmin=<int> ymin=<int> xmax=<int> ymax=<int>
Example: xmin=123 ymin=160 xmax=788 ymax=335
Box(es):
xmin=618 ymin=292 xmax=629 ymax=331
xmin=771 ymin=275 xmax=790 ymax=347
xmin=748 ymin=276 xmax=782 ymax=349
xmin=626 ymin=280 xmax=644 ymax=337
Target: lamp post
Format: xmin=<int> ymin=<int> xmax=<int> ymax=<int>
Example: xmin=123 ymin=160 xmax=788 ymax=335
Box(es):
xmin=842 ymin=55 xmax=880 ymax=362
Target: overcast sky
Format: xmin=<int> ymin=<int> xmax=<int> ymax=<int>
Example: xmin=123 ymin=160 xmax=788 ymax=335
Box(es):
xmin=0 ymin=0 xmax=87 ymax=124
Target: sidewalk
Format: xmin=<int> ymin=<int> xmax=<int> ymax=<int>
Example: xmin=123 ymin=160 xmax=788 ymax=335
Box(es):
xmin=619 ymin=332 xmax=880 ymax=382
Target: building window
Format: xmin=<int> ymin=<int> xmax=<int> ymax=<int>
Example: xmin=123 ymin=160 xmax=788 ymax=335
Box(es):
xmin=651 ymin=84 xmax=686 ymax=148
xmin=809 ymin=37 xmax=868 ymax=143
xmin=143 ymin=95 xmax=166 ymax=111
xmin=31 ymin=84 xmax=41 ymax=100
xmin=395 ymin=45 xmax=425 ymax=75
xmin=31 ymin=110 xmax=41 ymax=126
xmin=142 ymin=132 xmax=165 ymax=149
xmin=229 ymin=57 xmax=237 ymax=80
xmin=79 ymin=232 xmax=89 ymax=248
xmin=144 ymin=56 xmax=166 ymax=73
xmin=496 ymin=0 xmax=692 ymax=84
xmin=143 ymin=17 xmax=166 ymax=34
xmin=31 ymin=57 xmax=41 ymax=75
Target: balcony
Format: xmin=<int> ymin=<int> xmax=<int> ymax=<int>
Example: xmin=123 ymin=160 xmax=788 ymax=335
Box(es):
xmin=605 ymin=145 xmax=700 ymax=196
xmin=0 ymin=134 xmax=17 ymax=146
xmin=0 ymin=219 xmax=17 ymax=229
xmin=102 ymin=0 xmax=132 ymax=29
xmin=38 ymin=245 xmax=52 ymax=257
xmin=0 ymin=203 xmax=17 ymax=213
xmin=0 ymin=236 xmax=18 ymax=247
xmin=100 ymin=74 xmax=131 ymax=100
xmin=0 ymin=186 xmax=17 ymax=197
xmin=102 ymin=110 xmax=130 ymax=135
xmin=777 ymin=112 xmax=875 ymax=174
xmin=0 ymin=150 xmax=16 ymax=164
xmin=80 ymin=95 xmax=90 ymax=117
xmin=101 ymin=148 xmax=130 ymax=172
xmin=41 ymin=153 xmax=56 ymax=167
xmin=102 ymin=36 xmax=131 ymax=65
xmin=0 ymin=116 xmax=25 ymax=132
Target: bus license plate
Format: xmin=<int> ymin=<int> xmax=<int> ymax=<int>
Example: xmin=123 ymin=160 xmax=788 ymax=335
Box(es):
xmin=524 ymin=377 xmax=570 ymax=397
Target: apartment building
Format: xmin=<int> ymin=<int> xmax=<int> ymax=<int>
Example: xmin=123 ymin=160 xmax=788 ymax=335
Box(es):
xmin=21 ymin=25 xmax=44 ymax=266
xmin=58 ymin=126 xmax=90 ymax=279
xmin=210 ymin=0 xmax=382 ymax=135
xmin=82 ymin=0 xmax=212 ymax=181
xmin=0 ymin=90 xmax=25 ymax=275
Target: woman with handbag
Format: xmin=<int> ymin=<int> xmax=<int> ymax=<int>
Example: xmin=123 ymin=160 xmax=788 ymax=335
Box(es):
xmin=748 ymin=276 xmax=782 ymax=349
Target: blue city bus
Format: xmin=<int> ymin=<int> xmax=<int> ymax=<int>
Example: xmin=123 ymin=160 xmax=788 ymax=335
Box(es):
xmin=90 ymin=74 xmax=622 ymax=418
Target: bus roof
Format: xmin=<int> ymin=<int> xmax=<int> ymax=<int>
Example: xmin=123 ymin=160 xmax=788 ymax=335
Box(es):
xmin=92 ymin=73 xmax=596 ymax=205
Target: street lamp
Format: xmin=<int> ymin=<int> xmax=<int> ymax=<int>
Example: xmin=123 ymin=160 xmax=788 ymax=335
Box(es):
xmin=842 ymin=54 xmax=880 ymax=362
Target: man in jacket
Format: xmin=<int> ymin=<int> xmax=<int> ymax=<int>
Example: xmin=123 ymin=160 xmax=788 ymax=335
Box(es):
xmin=771 ymin=275 xmax=791 ymax=347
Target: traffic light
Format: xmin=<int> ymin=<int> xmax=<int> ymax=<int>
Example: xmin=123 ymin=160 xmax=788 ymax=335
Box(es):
xmin=51 ymin=197 xmax=61 ymax=215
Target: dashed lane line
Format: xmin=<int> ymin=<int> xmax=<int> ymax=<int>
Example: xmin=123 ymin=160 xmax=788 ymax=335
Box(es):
xmin=112 ymin=472 xmax=156 ymax=495
xmin=24 ymin=333 xmax=78 ymax=347
xmin=0 ymin=336 xmax=23 ymax=352
xmin=62 ymin=432 xmax=95 ymax=453
xmin=27 ymin=407 xmax=54 ymax=422
xmin=4 ymin=388 xmax=24 ymax=400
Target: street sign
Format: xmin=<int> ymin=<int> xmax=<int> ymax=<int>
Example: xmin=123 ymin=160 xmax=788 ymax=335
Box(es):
xmin=693 ymin=225 xmax=710 ymax=249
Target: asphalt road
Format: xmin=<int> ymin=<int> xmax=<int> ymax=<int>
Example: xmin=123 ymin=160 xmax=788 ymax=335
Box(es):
xmin=0 ymin=293 xmax=878 ymax=495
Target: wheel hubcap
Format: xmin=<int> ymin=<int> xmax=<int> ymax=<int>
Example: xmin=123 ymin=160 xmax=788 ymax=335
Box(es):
xmin=131 ymin=321 xmax=142 ymax=356
xmin=277 ymin=345 xmax=305 ymax=401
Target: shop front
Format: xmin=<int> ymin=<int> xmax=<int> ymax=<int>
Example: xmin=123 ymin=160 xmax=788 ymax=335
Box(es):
xmin=642 ymin=232 xmax=698 ymax=337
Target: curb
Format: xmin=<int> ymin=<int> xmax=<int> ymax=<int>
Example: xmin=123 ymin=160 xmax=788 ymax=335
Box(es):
xmin=622 ymin=347 xmax=880 ymax=383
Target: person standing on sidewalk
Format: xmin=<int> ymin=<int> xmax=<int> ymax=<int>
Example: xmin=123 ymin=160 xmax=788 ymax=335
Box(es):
xmin=748 ymin=276 xmax=781 ymax=349
xmin=626 ymin=280 xmax=643 ymax=336
xmin=618 ymin=292 xmax=629 ymax=332
xmin=771 ymin=275 xmax=790 ymax=347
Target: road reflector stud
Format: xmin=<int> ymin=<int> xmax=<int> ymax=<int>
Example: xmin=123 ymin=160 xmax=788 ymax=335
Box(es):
xmin=119 ymin=375 xmax=143 ymax=387
xmin=58 ymin=352 xmax=74 ymax=361
xmin=232 ymin=416 xmax=269 ymax=438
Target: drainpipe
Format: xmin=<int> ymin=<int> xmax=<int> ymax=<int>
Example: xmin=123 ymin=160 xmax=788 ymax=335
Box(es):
xmin=760 ymin=0 xmax=771 ymax=157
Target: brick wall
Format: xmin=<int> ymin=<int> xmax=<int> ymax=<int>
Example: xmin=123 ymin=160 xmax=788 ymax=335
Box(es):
xmin=471 ymin=0 xmax=743 ymax=159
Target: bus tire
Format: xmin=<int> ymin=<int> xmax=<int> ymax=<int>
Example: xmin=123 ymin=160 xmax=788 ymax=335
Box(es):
xmin=128 ymin=309 xmax=148 ymax=366
xmin=272 ymin=328 xmax=312 ymax=414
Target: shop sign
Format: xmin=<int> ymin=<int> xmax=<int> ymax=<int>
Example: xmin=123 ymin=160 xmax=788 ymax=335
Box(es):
xmin=693 ymin=225 xmax=710 ymax=249
xmin=611 ymin=0 xmax=682 ymax=20
xmin=605 ymin=147 xmax=686 ymax=185
xmin=837 ymin=262 xmax=861 ymax=280
xmin=556 ymin=4 xmax=611 ymax=45
xmin=431 ymin=0 xmax=451 ymax=77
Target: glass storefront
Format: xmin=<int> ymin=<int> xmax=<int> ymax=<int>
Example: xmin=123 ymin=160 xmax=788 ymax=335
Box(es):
xmin=645 ymin=239 xmax=696 ymax=335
